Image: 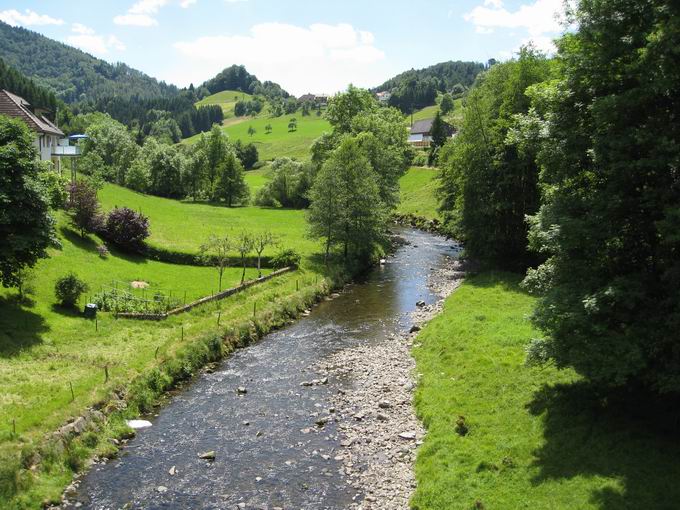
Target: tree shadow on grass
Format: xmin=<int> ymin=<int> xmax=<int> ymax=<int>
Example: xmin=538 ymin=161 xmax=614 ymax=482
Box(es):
xmin=0 ymin=295 xmax=49 ymax=357
xmin=59 ymin=225 xmax=99 ymax=254
xmin=528 ymin=381 xmax=680 ymax=509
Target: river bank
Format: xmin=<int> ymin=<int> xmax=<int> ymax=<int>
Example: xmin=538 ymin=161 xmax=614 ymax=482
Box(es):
xmin=319 ymin=254 xmax=466 ymax=509
xmin=56 ymin=228 xmax=454 ymax=509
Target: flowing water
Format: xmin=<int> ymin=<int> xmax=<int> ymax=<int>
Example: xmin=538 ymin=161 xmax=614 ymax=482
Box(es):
xmin=71 ymin=228 xmax=457 ymax=509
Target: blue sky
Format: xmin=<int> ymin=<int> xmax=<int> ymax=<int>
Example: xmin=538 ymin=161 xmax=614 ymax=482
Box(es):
xmin=0 ymin=0 xmax=566 ymax=96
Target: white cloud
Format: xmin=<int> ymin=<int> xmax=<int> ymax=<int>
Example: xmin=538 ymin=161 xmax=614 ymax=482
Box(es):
xmin=180 ymin=0 xmax=197 ymax=7
xmin=114 ymin=14 xmax=158 ymax=26
xmin=71 ymin=23 xmax=95 ymax=35
xmin=129 ymin=0 xmax=168 ymax=14
xmin=0 ymin=8 xmax=64 ymax=27
xmin=66 ymin=24 xmax=126 ymax=55
xmin=114 ymin=0 xmax=169 ymax=26
xmin=168 ymin=22 xmax=387 ymax=95
xmin=464 ymin=0 xmax=566 ymax=54
xmin=465 ymin=0 xmax=564 ymax=36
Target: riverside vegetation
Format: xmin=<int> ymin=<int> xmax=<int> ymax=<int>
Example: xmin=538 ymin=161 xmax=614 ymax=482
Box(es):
xmin=2 ymin=1 xmax=679 ymax=506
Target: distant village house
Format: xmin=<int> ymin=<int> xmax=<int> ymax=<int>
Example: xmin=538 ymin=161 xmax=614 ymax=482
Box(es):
xmin=376 ymin=91 xmax=391 ymax=104
xmin=408 ymin=118 xmax=455 ymax=148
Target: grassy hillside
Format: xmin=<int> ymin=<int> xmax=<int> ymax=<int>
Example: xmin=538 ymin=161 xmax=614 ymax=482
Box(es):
xmin=397 ymin=167 xmax=440 ymax=220
xmin=409 ymin=97 xmax=464 ymax=127
xmin=184 ymin=111 xmax=331 ymax=161
xmin=98 ymin=183 xmax=319 ymax=257
xmin=412 ymin=272 xmax=680 ymax=509
xmin=196 ymin=90 xmax=253 ymax=118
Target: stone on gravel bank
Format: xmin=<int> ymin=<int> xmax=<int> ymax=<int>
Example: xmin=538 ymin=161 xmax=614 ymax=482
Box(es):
xmin=317 ymin=257 xmax=466 ymax=509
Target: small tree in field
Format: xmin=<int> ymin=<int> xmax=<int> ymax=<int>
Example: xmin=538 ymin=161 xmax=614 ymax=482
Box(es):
xmin=67 ymin=180 xmax=102 ymax=237
xmin=288 ymin=118 xmax=297 ymax=132
xmin=216 ymin=152 xmax=250 ymax=207
xmin=252 ymin=231 xmax=278 ymax=278
xmin=248 ymin=126 xmax=256 ymax=137
xmin=265 ymin=124 xmax=272 ymax=134
xmin=234 ymin=231 xmax=254 ymax=284
xmin=200 ymin=235 xmax=231 ymax=291
xmin=55 ymin=272 xmax=88 ymax=308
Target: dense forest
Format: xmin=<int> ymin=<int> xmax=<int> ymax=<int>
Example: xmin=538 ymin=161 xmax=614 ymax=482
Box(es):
xmin=373 ymin=60 xmax=486 ymax=112
xmin=0 ymin=57 xmax=59 ymax=118
xmin=0 ymin=21 xmax=179 ymax=103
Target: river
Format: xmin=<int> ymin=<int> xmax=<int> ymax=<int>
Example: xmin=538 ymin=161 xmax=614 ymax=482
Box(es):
xmin=70 ymin=228 xmax=457 ymax=509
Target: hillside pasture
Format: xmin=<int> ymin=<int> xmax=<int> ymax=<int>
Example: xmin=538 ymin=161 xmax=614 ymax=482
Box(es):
xmin=398 ymin=166 xmax=440 ymax=220
xmin=195 ymin=89 xmax=253 ymax=118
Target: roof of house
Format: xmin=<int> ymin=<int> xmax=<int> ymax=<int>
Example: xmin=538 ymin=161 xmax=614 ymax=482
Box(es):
xmin=0 ymin=89 xmax=64 ymax=136
xmin=298 ymin=93 xmax=316 ymax=102
xmin=410 ymin=118 xmax=434 ymax=135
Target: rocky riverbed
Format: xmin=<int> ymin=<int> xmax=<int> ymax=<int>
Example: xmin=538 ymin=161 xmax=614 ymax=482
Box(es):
xmin=314 ymin=257 xmax=467 ymax=509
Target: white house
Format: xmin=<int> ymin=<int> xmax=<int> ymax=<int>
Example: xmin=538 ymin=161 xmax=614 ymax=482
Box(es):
xmin=376 ymin=91 xmax=391 ymax=104
xmin=0 ymin=89 xmax=80 ymax=172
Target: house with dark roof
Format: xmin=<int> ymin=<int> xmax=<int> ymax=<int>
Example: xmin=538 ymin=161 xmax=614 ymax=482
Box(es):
xmin=0 ymin=89 xmax=79 ymax=171
xmin=408 ymin=117 xmax=455 ymax=148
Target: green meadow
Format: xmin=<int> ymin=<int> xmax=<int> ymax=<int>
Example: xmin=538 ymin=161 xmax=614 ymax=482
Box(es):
xmin=195 ymin=89 xmax=253 ymax=118
xmin=397 ymin=166 xmax=440 ymax=220
xmin=184 ymin=110 xmax=331 ymax=161
xmin=412 ymin=272 xmax=680 ymax=509
xmin=98 ymin=182 xmax=320 ymax=258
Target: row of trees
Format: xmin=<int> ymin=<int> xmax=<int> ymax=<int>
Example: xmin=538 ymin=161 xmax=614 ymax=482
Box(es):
xmin=439 ymin=0 xmax=680 ymax=396
xmin=307 ymin=86 xmax=412 ymax=263
xmin=80 ymin=116 xmax=254 ymax=204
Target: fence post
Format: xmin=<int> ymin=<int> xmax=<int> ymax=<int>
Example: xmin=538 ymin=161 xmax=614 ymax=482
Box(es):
xmin=253 ymin=301 xmax=256 ymax=317
xmin=104 ymin=364 xmax=109 ymax=383
xmin=69 ymin=381 xmax=75 ymax=402
xmin=217 ymin=311 xmax=221 ymax=326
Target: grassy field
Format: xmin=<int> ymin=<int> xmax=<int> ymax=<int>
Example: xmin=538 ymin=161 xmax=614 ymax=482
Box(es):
xmin=98 ymin=182 xmax=320 ymax=258
xmin=409 ymin=97 xmax=464 ymax=128
xmin=184 ymin=111 xmax=331 ymax=161
xmin=195 ymin=89 xmax=253 ymax=118
xmin=397 ymin=166 xmax=440 ymax=220
xmin=411 ymin=272 xmax=680 ymax=509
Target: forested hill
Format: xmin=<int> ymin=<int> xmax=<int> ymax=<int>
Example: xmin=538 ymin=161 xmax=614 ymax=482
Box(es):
xmin=374 ymin=60 xmax=486 ymax=112
xmin=0 ymin=57 xmax=59 ymax=116
xmin=0 ymin=21 xmax=178 ymax=103
xmin=202 ymin=65 xmax=290 ymax=100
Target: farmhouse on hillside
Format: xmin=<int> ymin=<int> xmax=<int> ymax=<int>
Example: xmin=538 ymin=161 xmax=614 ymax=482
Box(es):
xmin=408 ymin=118 xmax=455 ymax=148
xmin=0 ymin=89 xmax=81 ymax=172
xmin=376 ymin=91 xmax=391 ymax=104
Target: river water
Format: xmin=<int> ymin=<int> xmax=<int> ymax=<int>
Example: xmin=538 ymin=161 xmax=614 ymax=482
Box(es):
xmin=71 ymin=228 xmax=456 ymax=510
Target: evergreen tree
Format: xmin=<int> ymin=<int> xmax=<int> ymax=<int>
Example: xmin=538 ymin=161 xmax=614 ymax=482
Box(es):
xmin=439 ymin=93 xmax=454 ymax=115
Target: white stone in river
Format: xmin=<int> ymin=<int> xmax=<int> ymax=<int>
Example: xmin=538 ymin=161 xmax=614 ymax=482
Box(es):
xmin=126 ymin=419 xmax=152 ymax=429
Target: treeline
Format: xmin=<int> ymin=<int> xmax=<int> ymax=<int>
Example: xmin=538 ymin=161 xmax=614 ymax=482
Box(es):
xmin=438 ymin=0 xmax=680 ymax=398
xmin=0 ymin=57 xmax=58 ymax=117
xmin=0 ymin=21 xmax=179 ymax=103
xmin=63 ymin=92 xmax=223 ymax=141
xmin=78 ymin=114 xmax=255 ymax=204
xmin=374 ymin=60 xmax=486 ymax=112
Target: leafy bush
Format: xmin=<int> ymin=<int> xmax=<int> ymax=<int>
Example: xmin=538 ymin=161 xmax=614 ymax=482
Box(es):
xmin=271 ymin=249 xmax=301 ymax=269
xmin=54 ymin=273 xmax=88 ymax=308
xmin=66 ymin=180 xmax=103 ymax=236
xmin=412 ymin=151 xmax=428 ymax=167
xmin=254 ymin=158 xmax=312 ymax=208
xmin=105 ymin=207 xmax=150 ymax=251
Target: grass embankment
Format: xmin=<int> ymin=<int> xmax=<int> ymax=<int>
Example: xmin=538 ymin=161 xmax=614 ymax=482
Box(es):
xmin=0 ymin=181 xmax=333 ymax=508
xmin=183 ymin=111 xmax=331 ymax=161
xmin=397 ymin=166 xmax=440 ymax=220
xmin=412 ymin=272 xmax=680 ymax=509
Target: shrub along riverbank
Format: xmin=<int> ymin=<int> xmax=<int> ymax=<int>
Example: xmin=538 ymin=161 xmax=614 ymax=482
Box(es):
xmin=411 ymin=272 xmax=680 ymax=509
